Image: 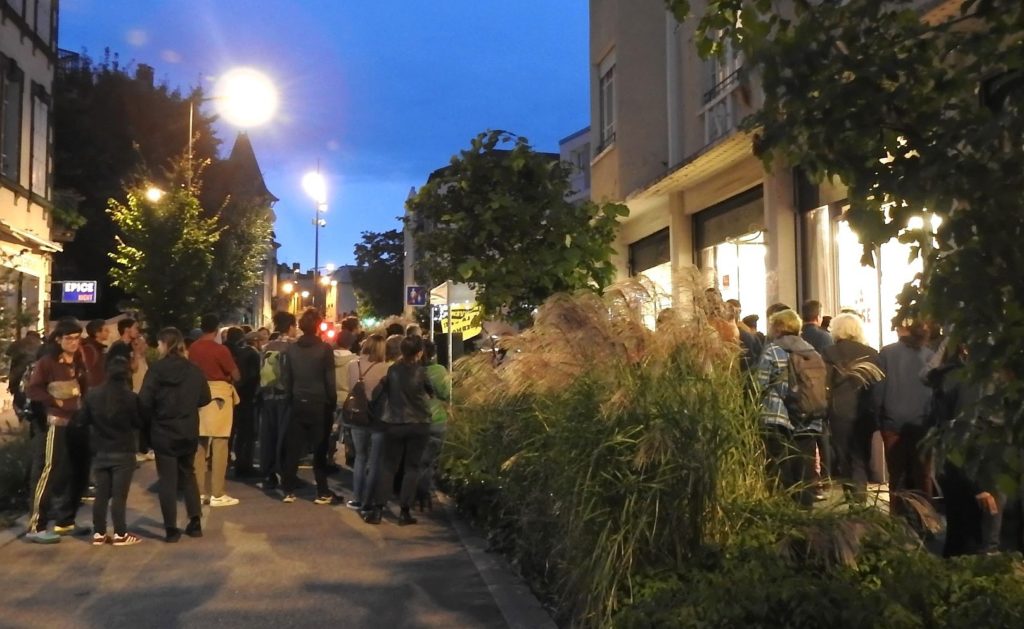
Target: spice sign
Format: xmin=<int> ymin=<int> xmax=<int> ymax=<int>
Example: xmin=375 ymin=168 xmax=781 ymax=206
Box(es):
xmin=60 ymin=281 xmax=98 ymax=304
xmin=439 ymin=303 xmax=483 ymax=339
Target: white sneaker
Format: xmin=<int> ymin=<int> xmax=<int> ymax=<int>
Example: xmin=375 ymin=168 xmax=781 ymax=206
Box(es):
xmin=209 ymin=495 xmax=239 ymax=507
xmin=282 ymin=494 xmax=296 ymax=503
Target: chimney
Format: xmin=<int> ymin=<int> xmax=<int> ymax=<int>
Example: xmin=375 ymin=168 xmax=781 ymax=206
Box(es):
xmin=135 ymin=64 xmax=154 ymax=87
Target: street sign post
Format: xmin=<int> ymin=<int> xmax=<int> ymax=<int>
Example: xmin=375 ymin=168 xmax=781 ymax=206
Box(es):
xmin=406 ymin=285 xmax=427 ymax=307
xmin=59 ymin=281 xmax=98 ymax=304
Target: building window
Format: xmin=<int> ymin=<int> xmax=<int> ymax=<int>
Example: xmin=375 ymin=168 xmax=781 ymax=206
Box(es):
xmin=598 ymin=53 xmax=616 ymax=152
xmin=35 ymin=0 xmax=53 ymax=46
xmin=30 ymin=84 xmax=49 ymax=197
xmin=701 ymin=38 xmax=742 ymax=146
xmin=1 ymin=58 xmax=24 ymax=181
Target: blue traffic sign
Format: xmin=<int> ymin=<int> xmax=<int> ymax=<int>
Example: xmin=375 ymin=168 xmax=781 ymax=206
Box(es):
xmin=406 ymin=285 xmax=427 ymax=307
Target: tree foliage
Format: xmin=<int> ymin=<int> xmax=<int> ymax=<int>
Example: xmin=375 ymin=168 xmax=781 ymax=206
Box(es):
xmin=52 ymin=49 xmax=219 ymax=318
xmin=351 ymin=229 xmax=404 ymax=319
xmin=406 ymin=130 xmax=628 ymax=321
xmin=108 ymin=183 xmax=220 ymax=332
xmin=201 ymin=197 xmax=274 ymax=319
xmin=665 ymin=0 xmax=1024 ymax=450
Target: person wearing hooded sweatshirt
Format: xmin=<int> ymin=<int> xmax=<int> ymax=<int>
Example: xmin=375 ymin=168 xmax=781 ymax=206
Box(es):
xmin=139 ymin=327 xmax=212 ymax=543
xmin=755 ymin=309 xmax=822 ymax=507
xmin=77 ymin=356 xmax=143 ymax=546
xmin=280 ymin=308 xmax=337 ymax=504
xmin=25 ymin=320 xmax=89 ymax=543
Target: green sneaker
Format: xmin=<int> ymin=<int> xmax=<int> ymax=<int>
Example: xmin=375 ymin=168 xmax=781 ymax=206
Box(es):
xmin=26 ymin=530 xmax=61 ymax=544
xmin=53 ymin=524 xmax=76 ymax=536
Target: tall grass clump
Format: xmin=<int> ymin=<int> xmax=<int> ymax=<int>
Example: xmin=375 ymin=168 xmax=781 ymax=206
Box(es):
xmin=443 ymin=272 xmax=771 ymax=624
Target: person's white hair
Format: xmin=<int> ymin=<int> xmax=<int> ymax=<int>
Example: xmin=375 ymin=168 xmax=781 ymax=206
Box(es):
xmin=830 ymin=312 xmax=866 ymax=344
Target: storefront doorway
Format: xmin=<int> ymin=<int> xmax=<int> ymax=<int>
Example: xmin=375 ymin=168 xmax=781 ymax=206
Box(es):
xmin=695 ymin=187 xmax=767 ymax=325
xmin=628 ymin=228 xmax=672 ymax=326
xmin=804 ymin=205 xmax=928 ymax=349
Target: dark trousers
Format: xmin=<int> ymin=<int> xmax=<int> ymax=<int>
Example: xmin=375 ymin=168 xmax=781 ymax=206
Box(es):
xmin=155 ymin=452 xmax=202 ymax=530
xmin=232 ymin=398 xmax=257 ymax=474
xmin=281 ymin=401 xmax=328 ymax=495
xmin=374 ymin=423 xmax=430 ymax=509
xmin=829 ymin=413 xmax=874 ymax=499
xmin=65 ymin=424 xmax=92 ymax=522
xmin=763 ymin=425 xmax=818 ymax=507
xmin=940 ymin=462 xmax=1005 ymax=556
xmin=882 ymin=423 xmax=932 ymax=496
xmin=92 ymin=452 xmax=136 ymax=535
xmin=259 ymin=397 xmax=290 ymax=479
xmin=29 ymin=424 xmax=70 ymax=532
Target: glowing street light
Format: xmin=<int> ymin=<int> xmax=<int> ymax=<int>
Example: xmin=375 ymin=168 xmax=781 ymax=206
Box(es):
xmin=145 ymin=186 xmax=165 ymax=203
xmin=303 ymin=169 xmax=329 ymax=308
xmin=214 ymin=67 xmax=279 ymax=128
xmin=281 ymin=281 xmax=294 ymax=294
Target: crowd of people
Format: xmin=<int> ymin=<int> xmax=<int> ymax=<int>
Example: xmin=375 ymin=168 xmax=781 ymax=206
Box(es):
xmin=716 ymin=294 xmax=1022 ymax=557
xmin=8 ymin=307 xmax=450 ymax=545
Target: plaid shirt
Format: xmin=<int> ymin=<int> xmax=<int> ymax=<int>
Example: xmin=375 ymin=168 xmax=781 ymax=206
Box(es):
xmin=755 ymin=341 xmax=824 ymax=433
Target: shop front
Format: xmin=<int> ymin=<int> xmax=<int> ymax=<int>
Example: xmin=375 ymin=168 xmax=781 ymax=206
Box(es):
xmin=695 ymin=187 xmax=768 ymax=325
xmin=802 ymin=203 xmax=935 ymax=349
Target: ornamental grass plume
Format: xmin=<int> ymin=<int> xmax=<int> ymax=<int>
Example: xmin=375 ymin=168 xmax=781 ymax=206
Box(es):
xmin=446 ymin=271 xmax=768 ymax=625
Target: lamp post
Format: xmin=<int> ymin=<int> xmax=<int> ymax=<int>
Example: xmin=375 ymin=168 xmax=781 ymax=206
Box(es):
xmin=302 ymin=170 xmax=328 ymax=310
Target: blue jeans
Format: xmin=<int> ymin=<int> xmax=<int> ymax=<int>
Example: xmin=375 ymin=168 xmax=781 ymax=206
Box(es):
xmin=259 ymin=397 xmax=290 ymax=479
xmin=417 ymin=424 xmax=447 ymax=497
xmin=351 ymin=427 xmax=385 ymax=505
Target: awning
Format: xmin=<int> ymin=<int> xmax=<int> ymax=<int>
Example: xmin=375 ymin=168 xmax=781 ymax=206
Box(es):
xmin=629 ymin=131 xmax=754 ymax=202
xmin=0 ymin=219 xmax=62 ymax=253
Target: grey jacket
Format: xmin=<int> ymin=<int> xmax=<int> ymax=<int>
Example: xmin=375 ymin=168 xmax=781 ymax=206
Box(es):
xmin=874 ymin=339 xmax=934 ymax=430
xmin=284 ymin=334 xmax=337 ymax=409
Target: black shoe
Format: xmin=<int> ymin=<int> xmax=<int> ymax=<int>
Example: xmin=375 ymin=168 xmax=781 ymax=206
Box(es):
xmin=398 ymin=508 xmax=418 ymax=526
xmin=165 ymin=528 xmax=182 ymax=543
xmin=361 ymin=506 xmax=382 ymax=525
xmin=185 ymin=517 xmax=203 ymax=538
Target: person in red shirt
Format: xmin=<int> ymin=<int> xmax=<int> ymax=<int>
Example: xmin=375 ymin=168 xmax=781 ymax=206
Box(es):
xmin=188 ymin=314 xmax=241 ymax=507
xmin=79 ymin=319 xmax=109 ymax=388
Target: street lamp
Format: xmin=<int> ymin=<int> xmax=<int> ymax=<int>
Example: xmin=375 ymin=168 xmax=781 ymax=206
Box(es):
xmin=145 ymin=186 xmax=165 ymax=203
xmin=188 ymin=67 xmax=278 ymax=183
xmin=303 ymin=170 xmax=328 ymax=309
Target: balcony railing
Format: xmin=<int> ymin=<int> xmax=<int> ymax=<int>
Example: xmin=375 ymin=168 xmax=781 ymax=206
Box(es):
xmin=701 ymin=71 xmax=741 ymax=146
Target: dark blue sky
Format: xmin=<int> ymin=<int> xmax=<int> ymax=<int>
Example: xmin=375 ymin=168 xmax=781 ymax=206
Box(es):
xmin=59 ymin=0 xmax=591 ymax=268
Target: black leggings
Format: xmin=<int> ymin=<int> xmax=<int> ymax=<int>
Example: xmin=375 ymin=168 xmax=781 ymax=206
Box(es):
xmin=155 ymin=452 xmax=202 ymax=530
xmin=281 ymin=401 xmax=329 ymax=496
xmin=92 ymin=452 xmax=136 ymax=535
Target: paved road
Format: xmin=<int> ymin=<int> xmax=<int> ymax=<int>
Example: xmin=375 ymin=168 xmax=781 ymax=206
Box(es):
xmin=0 ymin=462 xmax=513 ymax=629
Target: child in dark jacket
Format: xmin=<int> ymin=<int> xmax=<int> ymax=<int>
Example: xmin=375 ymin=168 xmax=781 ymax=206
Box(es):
xmin=77 ymin=356 xmax=143 ymax=546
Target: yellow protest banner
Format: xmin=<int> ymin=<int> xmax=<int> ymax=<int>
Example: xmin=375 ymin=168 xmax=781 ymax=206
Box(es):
xmin=440 ymin=303 xmax=483 ymax=339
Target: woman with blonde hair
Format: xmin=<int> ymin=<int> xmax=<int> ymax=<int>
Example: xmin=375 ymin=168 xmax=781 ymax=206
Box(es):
xmin=345 ymin=334 xmax=389 ymax=510
xmin=755 ymin=309 xmax=822 ymax=506
xmin=139 ymin=328 xmax=211 ymax=542
xmin=822 ymin=313 xmax=882 ymax=501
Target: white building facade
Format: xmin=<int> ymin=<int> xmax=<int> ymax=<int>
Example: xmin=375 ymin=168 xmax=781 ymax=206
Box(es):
xmin=1 ymin=0 xmax=60 ymax=336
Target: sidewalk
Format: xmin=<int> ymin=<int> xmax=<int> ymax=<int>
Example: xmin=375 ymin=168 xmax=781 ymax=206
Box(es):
xmin=0 ymin=461 xmax=553 ymax=629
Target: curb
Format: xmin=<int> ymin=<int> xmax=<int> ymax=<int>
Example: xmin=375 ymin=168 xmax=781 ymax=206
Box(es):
xmin=440 ymin=494 xmax=557 ymax=629
xmin=0 ymin=513 xmax=29 ymax=548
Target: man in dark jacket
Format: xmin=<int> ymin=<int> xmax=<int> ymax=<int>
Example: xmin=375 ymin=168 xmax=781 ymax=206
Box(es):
xmin=139 ymin=327 xmax=212 ymax=542
xmin=227 ymin=328 xmax=261 ymax=478
xmin=800 ymin=300 xmax=834 ymax=354
xmin=280 ymin=308 xmax=337 ymax=504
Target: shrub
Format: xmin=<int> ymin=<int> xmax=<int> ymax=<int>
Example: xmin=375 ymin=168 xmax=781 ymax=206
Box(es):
xmin=0 ymin=425 xmax=31 ymax=525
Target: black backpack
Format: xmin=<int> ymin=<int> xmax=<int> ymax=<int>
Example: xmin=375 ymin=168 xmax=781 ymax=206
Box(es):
xmin=784 ymin=349 xmax=829 ymax=422
xmin=342 ymin=362 xmax=378 ymax=427
xmin=14 ymin=360 xmax=44 ymax=425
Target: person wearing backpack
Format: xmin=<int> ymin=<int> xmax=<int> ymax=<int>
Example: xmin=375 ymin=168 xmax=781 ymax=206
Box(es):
xmin=258 ymin=311 xmax=298 ymax=490
xmin=755 ymin=308 xmax=828 ymax=508
xmin=343 ymin=334 xmax=388 ymax=510
xmin=76 ymin=356 xmax=143 ymax=546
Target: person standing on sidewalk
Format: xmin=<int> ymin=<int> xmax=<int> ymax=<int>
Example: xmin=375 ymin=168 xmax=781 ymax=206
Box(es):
xmin=345 ymin=334 xmax=388 ymax=511
xmin=140 ymin=327 xmax=211 ymax=543
xmin=280 ymin=308 xmax=337 ymax=504
xmin=76 ymin=356 xmax=142 ymax=546
xmin=363 ymin=335 xmax=433 ymax=526
xmin=415 ymin=339 xmax=450 ymax=512
xmin=259 ymin=311 xmax=298 ymax=490
xmin=25 ymin=320 xmax=89 ymax=543
xmin=227 ymin=328 xmax=261 ymax=478
xmin=80 ymin=320 xmax=109 ymax=389
xmin=188 ymin=314 xmax=241 ymax=507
